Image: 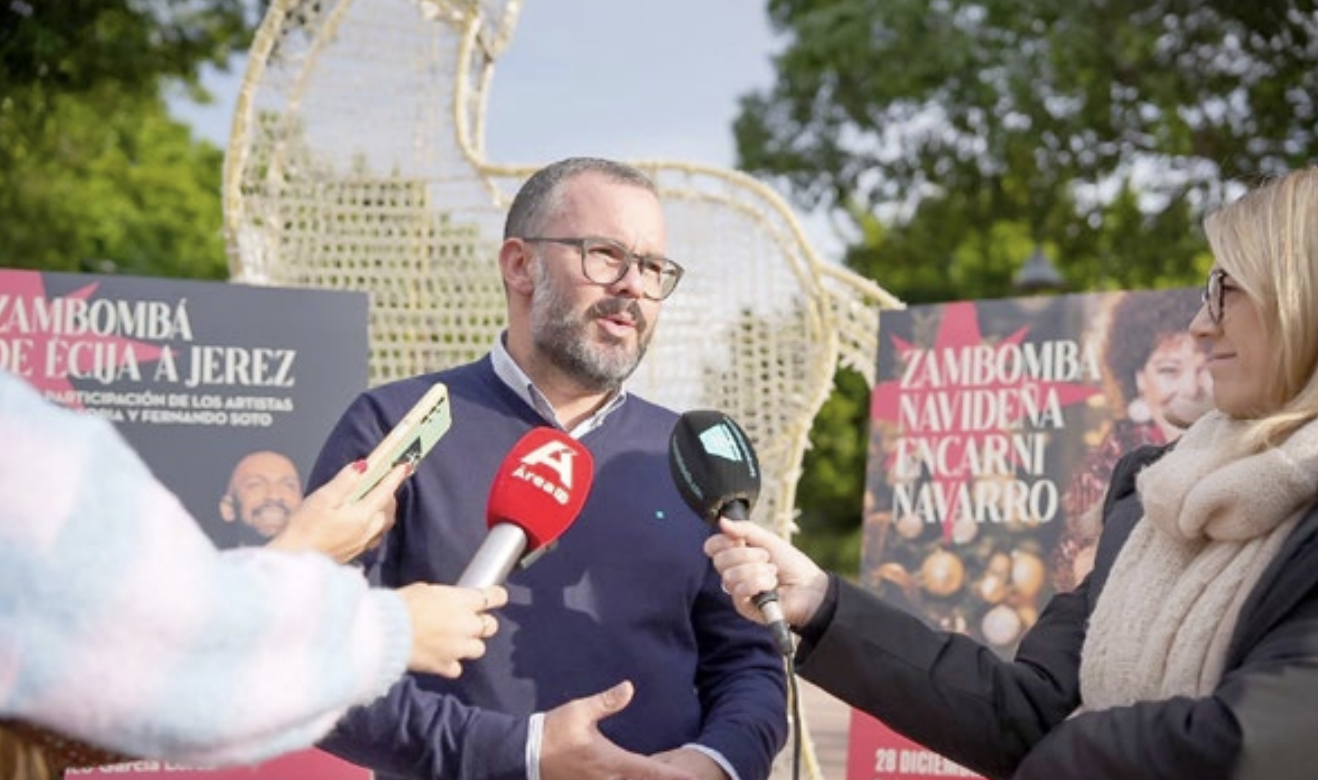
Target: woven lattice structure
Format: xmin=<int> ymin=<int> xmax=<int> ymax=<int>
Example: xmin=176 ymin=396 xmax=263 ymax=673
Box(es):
xmin=223 ymin=1 xmax=904 ymax=776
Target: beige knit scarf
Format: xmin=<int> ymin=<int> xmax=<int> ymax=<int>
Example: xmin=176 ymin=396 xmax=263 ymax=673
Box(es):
xmin=1080 ymin=411 xmax=1318 ymax=710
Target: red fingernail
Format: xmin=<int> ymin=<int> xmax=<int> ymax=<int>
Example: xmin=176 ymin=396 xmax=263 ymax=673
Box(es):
xmin=352 ymin=459 xmax=368 ymax=473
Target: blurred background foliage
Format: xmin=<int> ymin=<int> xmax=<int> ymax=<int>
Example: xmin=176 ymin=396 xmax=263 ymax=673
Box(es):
xmin=0 ymin=0 xmax=257 ymax=278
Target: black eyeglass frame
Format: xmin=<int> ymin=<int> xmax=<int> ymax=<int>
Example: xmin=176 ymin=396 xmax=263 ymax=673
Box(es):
xmin=1201 ymin=268 xmax=1228 ymax=324
xmin=520 ymin=236 xmax=685 ymax=301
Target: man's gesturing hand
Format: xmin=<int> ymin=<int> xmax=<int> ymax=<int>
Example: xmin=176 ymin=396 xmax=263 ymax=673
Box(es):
xmin=541 ymin=681 xmax=697 ymax=780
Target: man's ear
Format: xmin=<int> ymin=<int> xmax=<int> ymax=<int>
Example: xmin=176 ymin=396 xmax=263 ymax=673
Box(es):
xmin=219 ymin=494 xmax=237 ymax=523
xmin=499 ymin=238 xmax=536 ymax=295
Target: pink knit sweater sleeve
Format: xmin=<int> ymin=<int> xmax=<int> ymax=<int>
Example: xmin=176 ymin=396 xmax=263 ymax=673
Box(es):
xmin=0 ymin=371 xmax=411 ymax=766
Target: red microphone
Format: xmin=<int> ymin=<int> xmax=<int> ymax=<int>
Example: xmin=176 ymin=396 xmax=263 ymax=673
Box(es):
xmin=456 ymin=428 xmax=594 ymax=587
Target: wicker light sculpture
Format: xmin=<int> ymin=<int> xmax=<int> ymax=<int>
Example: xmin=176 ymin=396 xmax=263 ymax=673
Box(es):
xmin=223 ymin=2 xmax=904 ymax=777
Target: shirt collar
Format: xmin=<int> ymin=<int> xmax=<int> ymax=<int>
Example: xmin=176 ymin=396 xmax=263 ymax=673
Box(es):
xmin=490 ymin=332 xmax=627 ymax=438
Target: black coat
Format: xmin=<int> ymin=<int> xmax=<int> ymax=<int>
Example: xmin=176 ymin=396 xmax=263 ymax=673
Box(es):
xmin=797 ymin=444 xmax=1318 ymax=779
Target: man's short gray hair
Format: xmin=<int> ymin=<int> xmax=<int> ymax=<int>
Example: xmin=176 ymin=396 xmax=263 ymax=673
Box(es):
xmin=503 ymin=157 xmax=657 ymax=239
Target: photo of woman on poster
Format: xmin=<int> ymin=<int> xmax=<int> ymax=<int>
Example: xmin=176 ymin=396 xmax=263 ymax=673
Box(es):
xmin=1052 ymin=289 xmax=1212 ymax=591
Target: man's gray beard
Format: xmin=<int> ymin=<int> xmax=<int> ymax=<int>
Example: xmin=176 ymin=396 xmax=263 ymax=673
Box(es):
xmin=530 ymin=262 xmax=648 ymax=392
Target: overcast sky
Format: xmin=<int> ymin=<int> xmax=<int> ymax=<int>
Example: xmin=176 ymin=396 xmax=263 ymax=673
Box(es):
xmin=169 ymin=1 xmax=844 ymax=253
xmin=177 ymin=0 xmax=780 ymax=166
xmin=484 ymin=0 xmax=779 ymax=166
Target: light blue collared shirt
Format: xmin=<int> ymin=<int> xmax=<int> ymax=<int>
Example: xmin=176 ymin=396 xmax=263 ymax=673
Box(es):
xmin=490 ymin=333 xmax=627 ymax=438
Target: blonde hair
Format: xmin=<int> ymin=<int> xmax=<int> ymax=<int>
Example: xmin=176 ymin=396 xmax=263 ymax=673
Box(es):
xmin=1203 ymin=168 xmax=1318 ymax=449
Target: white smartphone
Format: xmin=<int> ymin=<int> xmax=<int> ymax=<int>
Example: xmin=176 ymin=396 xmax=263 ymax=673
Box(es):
xmin=347 ymin=382 xmax=451 ymax=503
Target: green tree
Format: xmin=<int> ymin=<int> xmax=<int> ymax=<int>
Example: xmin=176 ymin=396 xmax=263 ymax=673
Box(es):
xmin=0 ymin=0 xmax=257 ymax=277
xmin=1 ymin=88 xmax=229 ymax=277
xmin=738 ymin=0 xmax=1318 ymax=571
xmin=795 ymin=367 xmax=870 ymax=572
xmin=739 ymin=0 xmax=1317 ymax=300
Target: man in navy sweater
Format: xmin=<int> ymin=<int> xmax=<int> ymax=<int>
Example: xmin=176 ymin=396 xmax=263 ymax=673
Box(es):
xmin=308 ymin=157 xmax=789 ymax=780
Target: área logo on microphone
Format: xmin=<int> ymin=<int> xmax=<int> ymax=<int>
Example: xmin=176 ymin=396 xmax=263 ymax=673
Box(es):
xmin=510 ymin=440 xmax=577 ymax=505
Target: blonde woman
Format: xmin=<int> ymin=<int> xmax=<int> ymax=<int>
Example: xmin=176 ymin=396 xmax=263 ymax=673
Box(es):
xmin=707 ymin=168 xmax=1318 ymax=780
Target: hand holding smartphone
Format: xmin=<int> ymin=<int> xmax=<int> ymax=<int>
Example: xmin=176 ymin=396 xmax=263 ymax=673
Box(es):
xmin=348 ymin=382 xmax=451 ymax=503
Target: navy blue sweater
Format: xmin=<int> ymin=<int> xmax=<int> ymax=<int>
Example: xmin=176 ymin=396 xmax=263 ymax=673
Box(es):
xmin=308 ymin=358 xmax=788 ymax=780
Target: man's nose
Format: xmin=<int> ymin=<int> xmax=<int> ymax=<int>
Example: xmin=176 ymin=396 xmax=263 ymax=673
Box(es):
xmin=608 ymin=260 xmax=647 ymax=299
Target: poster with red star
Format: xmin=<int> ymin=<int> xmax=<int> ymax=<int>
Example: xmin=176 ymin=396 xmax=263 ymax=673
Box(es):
xmin=847 ymin=288 xmax=1209 ymax=780
xmin=1 ymin=268 xmax=374 ymax=780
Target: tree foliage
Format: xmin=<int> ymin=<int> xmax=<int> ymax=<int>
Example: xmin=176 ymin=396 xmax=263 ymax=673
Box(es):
xmin=0 ymin=0 xmax=257 ymax=277
xmin=1 ymin=0 xmax=252 ymax=95
xmin=736 ymin=0 xmax=1318 ymax=570
xmin=739 ymin=0 xmax=1318 ymax=300
xmin=795 ymin=368 xmax=871 ymax=571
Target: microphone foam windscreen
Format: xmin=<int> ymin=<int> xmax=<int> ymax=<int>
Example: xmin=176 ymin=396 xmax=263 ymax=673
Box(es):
xmin=487 ymin=427 xmax=595 ymax=551
xmin=668 ymin=410 xmax=761 ymax=525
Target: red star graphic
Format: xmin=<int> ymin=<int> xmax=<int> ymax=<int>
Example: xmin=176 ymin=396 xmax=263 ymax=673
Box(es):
xmin=871 ymin=301 xmax=1099 ymax=541
xmin=1 ymin=270 xmax=164 ymax=408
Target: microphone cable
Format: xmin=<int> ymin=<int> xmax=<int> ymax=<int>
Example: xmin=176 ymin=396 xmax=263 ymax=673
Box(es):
xmin=787 ymin=656 xmax=803 ymax=780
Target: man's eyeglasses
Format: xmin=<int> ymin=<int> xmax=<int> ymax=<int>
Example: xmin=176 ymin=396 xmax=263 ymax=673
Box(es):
xmin=1201 ymin=268 xmax=1228 ymax=324
xmin=521 ymin=236 xmax=685 ymax=301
